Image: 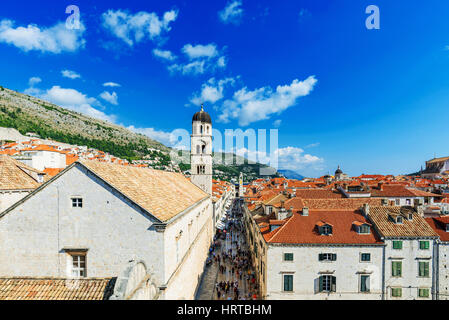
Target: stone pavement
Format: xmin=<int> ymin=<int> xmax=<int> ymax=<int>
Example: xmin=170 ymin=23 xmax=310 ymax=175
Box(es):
xmin=196 ymin=199 xmax=258 ymax=300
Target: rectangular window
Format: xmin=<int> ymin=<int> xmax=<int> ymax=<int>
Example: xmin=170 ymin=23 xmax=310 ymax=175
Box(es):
xmin=392 ymin=241 xmax=402 ymax=249
xmin=419 ymin=241 xmax=430 ymax=250
xmin=319 ymin=253 xmax=337 ymax=261
xmin=361 ymin=253 xmax=371 ymax=262
xmin=418 ymin=288 xmax=430 ymax=298
xmin=418 ymin=261 xmax=430 ymax=278
xmin=71 ymin=254 xmax=86 ymax=277
xmin=283 ymin=274 xmax=293 ymax=292
xmin=284 ymin=253 xmax=294 ymax=261
xmin=395 ymin=199 xmax=400 ymax=206
xmin=71 ymin=198 xmax=83 ymax=208
xmin=359 ymin=225 xmax=370 ymax=234
xmin=319 ymin=275 xmax=336 ymax=292
xmin=391 ymin=287 xmax=402 ymax=298
xmin=360 ymin=275 xmax=370 ymax=292
xmin=392 ymin=261 xmax=402 ymax=277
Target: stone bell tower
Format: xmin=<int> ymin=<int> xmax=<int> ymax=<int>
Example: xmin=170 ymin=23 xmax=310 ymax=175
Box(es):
xmin=190 ymin=105 xmax=212 ymax=195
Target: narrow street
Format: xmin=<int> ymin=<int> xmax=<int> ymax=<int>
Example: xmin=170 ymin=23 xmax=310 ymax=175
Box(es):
xmin=196 ymin=199 xmax=259 ymax=300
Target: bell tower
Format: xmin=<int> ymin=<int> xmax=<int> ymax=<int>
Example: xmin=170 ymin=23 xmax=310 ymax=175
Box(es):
xmin=190 ymin=105 xmax=212 ymax=195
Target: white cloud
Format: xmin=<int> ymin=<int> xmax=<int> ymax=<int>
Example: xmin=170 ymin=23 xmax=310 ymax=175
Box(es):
xmin=103 ymin=82 xmax=121 ymax=87
xmin=168 ymin=43 xmax=226 ymax=76
xmin=25 ymin=85 xmax=116 ymax=123
xmin=100 ymin=91 xmax=118 ymax=105
xmin=182 ymin=43 xmax=218 ymax=60
xmin=218 ymin=76 xmax=317 ymax=126
xmin=0 ymin=19 xmax=85 ymax=53
xmin=218 ymin=0 xmax=244 ymax=25
xmin=153 ymin=48 xmax=177 ymax=61
xmin=305 ymin=142 xmax=320 ymax=148
xmin=28 ymin=77 xmax=41 ymax=86
xmin=127 ymin=125 xmax=177 ymax=146
xmin=101 ymin=9 xmax=178 ymax=46
xmin=190 ymin=77 xmax=236 ymax=105
xmin=61 ymin=69 xmax=81 ymax=79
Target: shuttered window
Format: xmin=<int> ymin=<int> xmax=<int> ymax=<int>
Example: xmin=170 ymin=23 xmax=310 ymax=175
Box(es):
xmin=283 ymin=275 xmax=293 ymax=292
xmin=360 ymin=275 xmax=370 ymax=292
xmin=419 ymin=261 xmax=430 ymax=277
xmin=419 ymin=241 xmax=430 ymax=250
xmin=391 ymin=287 xmax=402 ymax=297
xmin=392 ymin=261 xmax=402 ymax=277
xmin=318 ymin=253 xmax=337 ymax=261
xmin=319 ymin=275 xmax=336 ymax=292
xmin=392 ymin=241 xmax=402 ymax=249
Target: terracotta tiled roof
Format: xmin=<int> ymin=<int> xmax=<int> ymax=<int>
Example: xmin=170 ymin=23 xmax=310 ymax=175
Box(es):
xmin=0 ymin=155 xmax=42 ymax=191
xmin=368 ymin=206 xmax=438 ymax=238
xmin=0 ymin=277 xmax=116 ymax=300
xmin=283 ymin=197 xmax=382 ymax=212
xmin=264 ymin=210 xmax=383 ymax=245
xmin=294 ymin=189 xmax=344 ymax=199
xmin=263 ymin=193 xmax=288 ymax=206
xmin=370 ymin=185 xmax=420 ymax=197
xmin=425 ymin=217 xmax=449 ymax=242
xmin=43 ymin=168 xmax=64 ymax=177
xmin=80 ymin=160 xmax=208 ymax=222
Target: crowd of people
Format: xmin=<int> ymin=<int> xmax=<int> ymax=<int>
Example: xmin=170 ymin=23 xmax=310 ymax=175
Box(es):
xmin=207 ymin=200 xmax=259 ymax=300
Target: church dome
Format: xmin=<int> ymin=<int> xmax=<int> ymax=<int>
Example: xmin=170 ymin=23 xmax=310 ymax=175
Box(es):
xmin=335 ymin=166 xmax=343 ymax=175
xmin=192 ymin=105 xmax=212 ymax=124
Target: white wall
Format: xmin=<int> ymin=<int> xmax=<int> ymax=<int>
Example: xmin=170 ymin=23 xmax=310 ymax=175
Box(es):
xmin=384 ymin=238 xmax=434 ymax=300
xmin=266 ymin=244 xmax=384 ymax=300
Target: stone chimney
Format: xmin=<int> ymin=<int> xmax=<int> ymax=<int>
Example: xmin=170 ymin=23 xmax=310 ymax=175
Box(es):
xmin=414 ymin=198 xmax=424 ymax=217
xmin=381 ymin=198 xmax=388 ymax=206
xmin=277 ymin=207 xmax=288 ymax=220
xmin=362 ymin=203 xmax=370 ymax=217
xmin=302 ymin=207 xmax=309 ymax=216
xmin=378 ymin=182 xmax=384 ymax=191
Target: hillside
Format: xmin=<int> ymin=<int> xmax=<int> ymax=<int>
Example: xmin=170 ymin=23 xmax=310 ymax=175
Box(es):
xmin=0 ymin=86 xmax=169 ymax=160
xmin=0 ymin=85 xmax=278 ymax=180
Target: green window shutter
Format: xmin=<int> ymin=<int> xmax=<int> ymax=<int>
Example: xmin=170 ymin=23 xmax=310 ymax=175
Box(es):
xmin=419 ymin=288 xmax=430 ymax=298
xmin=419 ymin=241 xmax=429 ymax=250
xmin=319 ymin=254 xmax=323 ymax=261
xmin=331 ymin=276 xmax=336 ymax=292
xmin=398 ymin=262 xmax=402 ymax=276
xmin=393 ymin=241 xmax=403 ymax=249
xmin=319 ymin=276 xmax=323 ymax=292
xmin=332 ymin=254 xmax=337 ymax=261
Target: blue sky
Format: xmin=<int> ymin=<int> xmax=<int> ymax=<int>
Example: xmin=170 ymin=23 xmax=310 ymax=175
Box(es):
xmin=0 ymin=0 xmax=449 ymax=177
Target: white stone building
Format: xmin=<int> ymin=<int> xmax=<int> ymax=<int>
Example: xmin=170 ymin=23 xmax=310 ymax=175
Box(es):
xmin=262 ymin=207 xmax=385 ymax=300
xmin=0 ymin=160 xmax=213 ymax=300
xmin=367 ymin=205 xmax=438 ymax=300
xmin=17 ymin=144 xmax=67 ymax=171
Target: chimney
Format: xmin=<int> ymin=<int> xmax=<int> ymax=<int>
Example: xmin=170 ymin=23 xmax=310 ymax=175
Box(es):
xmin=280 ymin=200 xmax=285 ymax=208
xmin=362 ymin=203 xmax=370 ymax=217
xmin=302 ymin=207 xmax=309 ymax=216
xmin=378 ymin=182 xmax=384 ymax=191
xmin=381 ymin=198 xmax=388 ymax=206
xmin=414 ymin=198 xmax=424 ymax=217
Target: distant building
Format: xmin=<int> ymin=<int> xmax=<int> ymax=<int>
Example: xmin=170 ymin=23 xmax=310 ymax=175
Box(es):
xmin=0 ymin=155 xmax=44 ymax=212
xmin=422 ymin=156 xmax=449 ymax=179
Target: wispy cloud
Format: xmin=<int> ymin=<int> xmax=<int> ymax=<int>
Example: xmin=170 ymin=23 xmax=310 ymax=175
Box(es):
xmin=101 ymin=9 xmax=178 ymax=46
xmin=61 ymin=69 xmax=81 ymax=79
xmin=99 ymin=91 xmax=118 ymax=105
xmin=153 ymin=48 xmax=177 ymax=61
xmin=219 ymin=1 xmax=244 ymax=25
xmin=190 ymin=77 xmax=236 ymax=105
xmin=103 ymin=82 xmax=121 ymax=88
xmin=168 ymin=43 xmax=227 ymax=76
xmin=218 ymin=76 xmax=318 ymax=126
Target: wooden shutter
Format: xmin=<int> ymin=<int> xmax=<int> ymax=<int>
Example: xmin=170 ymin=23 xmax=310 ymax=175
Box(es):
xmin=331 ymin=276 xmax=336 ymax=292
xmin=332 ymin=254 xmax=337 ymax=261
xmin=319 ymin=276 xmax=323 ymax=292
xmin=319 ymin=253 xmax=324 ymax=261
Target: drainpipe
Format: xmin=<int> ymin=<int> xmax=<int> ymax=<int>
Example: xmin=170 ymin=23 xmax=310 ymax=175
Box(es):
xmin=381 ymin=239 xmax=386 ymax=300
